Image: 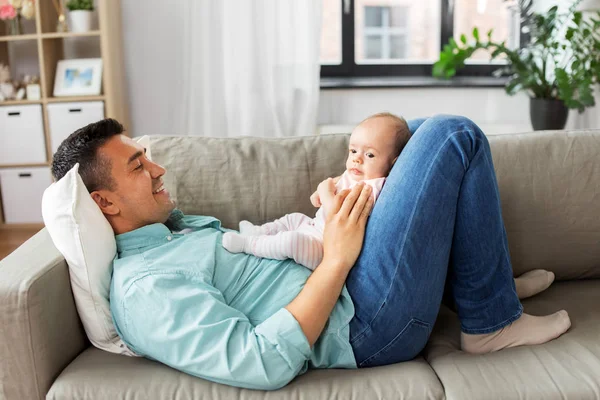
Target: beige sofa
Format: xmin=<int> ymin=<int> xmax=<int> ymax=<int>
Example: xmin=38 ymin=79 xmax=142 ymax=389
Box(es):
xmin=2 ymin=128 xmax=600 ymax=400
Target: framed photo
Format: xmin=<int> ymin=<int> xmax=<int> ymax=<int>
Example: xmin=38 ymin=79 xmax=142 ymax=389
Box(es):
xmin=53 ymin=58 xmax=103 ymax=97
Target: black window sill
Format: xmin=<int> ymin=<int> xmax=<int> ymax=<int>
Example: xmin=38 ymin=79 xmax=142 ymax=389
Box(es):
xmin=320 ymin=76 xmax=509 ymax=89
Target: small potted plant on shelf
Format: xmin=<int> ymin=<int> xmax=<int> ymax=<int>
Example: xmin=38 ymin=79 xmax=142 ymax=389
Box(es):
xmin=66 ymin=0 xmax=93 ymax=33
xmin=433 ymin=0 xmax=600 ymax=130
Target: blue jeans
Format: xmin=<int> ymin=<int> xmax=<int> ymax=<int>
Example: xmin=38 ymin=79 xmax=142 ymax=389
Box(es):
xmin=347 ymin=115 xmax=523 ymax=368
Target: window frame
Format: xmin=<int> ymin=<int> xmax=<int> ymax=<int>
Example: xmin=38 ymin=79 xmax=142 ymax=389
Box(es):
xmin=321 ymin=0 xmax=521 ymax=78
xmin=362 ymin=6 xmax=410 ymax=60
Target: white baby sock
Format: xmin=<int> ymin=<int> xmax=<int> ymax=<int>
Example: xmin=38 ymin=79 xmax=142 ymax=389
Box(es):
xmin=222 ymin=232 xmax=247 ymax=253
xmin=239 ymin=220 xmax=263 ymax=236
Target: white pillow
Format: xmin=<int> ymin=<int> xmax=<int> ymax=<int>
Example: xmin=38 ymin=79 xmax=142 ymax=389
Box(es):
xmin=41 ymin=135 xmax=151 ymax=356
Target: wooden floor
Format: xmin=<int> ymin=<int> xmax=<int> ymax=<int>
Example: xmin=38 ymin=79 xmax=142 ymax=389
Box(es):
xmin=0 ymin=224 xmax=44 ymax=261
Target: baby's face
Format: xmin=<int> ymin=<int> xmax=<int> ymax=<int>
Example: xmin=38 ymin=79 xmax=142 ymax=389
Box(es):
xmin=346 ymin=118 xmax=398 ymax=181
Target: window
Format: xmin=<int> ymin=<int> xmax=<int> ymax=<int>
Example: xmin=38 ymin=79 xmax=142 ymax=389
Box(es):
xmin=361 ymin=6 xmax=409 ymax=61
xmin=320 ymin=0 xmax=521 ymax=78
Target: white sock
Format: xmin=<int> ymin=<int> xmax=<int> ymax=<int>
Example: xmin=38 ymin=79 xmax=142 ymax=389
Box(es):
xmin=515 ymin=269 xmax=555 ymax=300
xmin=239 ymin=220 xmax=262 ymax=236
xmin=222 ymin=232 xmax=247 ymax=253
xmin=461 ymin=311 xmax=571 ymax=354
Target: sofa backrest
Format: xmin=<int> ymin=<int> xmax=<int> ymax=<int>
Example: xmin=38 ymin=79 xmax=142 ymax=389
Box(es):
xmin=150 ymin=129 xmax=600 ymax=280
xmin=488 ymin=129 xmax=600 ymax=280
xmin=150 ymin=134 xmax=349 ymax=228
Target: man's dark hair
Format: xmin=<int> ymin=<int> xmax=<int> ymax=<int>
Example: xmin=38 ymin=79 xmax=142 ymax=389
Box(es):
xmin=51 ymin=118 xmax=124 ymax=192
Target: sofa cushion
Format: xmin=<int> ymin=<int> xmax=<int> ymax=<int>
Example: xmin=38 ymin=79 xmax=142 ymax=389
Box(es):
xmin=149 ymin=134 xmax=349 ymax=230
xmin=424 ymin=279 xmax=600 ymax=400
xmin=47 ymin=349 xmax=445 ymax=400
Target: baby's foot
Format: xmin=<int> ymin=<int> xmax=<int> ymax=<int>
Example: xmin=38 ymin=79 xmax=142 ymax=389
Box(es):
xmin=461 ymin=311 xmax=571 ymax=354
xmin=239 ymin=220 xmax=262 ymax=236
xmin=222 ymin=232 xmax=247 ymax=253
xmin=515 ymin=269 xmax=555 ymax=299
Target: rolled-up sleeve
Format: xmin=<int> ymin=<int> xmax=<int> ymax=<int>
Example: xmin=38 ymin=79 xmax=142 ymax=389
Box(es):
xmin=118 ymin=272 xmax=311 ymax=390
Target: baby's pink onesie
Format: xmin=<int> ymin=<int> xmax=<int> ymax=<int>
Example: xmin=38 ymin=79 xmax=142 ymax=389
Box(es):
xmin=224 ymin=171 xmax=385 ymax=270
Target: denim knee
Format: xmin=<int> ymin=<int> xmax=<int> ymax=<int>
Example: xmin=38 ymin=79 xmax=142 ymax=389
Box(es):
xmin=427 ymin=114 xmax=482 ymax=135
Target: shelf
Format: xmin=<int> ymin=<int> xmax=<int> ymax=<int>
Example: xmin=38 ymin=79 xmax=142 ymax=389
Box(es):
xmin=45 ymin=95 xmax=105 ymax=103
xmin=0 ymin=99 xmax=43 ymax=106
xmin=0 ymin=222 xmax=44 ymax=230
xmin=0 ymin=163 xmax=49 ymax=168
xmin=41 ymin=31 xmax=101 ymax=39
xmin=0 ymin=34 xmax=38 ymax=42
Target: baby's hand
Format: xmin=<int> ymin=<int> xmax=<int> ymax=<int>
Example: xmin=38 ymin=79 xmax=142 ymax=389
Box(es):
xmin=311 ymin=177 xmax=339 ymax=208
xmin=317 ymin=177 xmax=336 ymax=195
xmin=310 ymin=191 xmax=321 ymax=208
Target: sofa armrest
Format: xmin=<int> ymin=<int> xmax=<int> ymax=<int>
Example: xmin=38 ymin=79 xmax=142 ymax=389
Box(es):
xmin=0 ymin=228 xmax=87 ymax=400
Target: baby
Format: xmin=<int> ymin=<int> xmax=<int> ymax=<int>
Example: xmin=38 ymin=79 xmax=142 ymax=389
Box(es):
xmin=222 ymin=112 xmax=411 ymax=270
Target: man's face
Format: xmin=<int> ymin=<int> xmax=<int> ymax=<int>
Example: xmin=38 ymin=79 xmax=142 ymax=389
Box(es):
xmin=93 ymin=135 xmax=176 ymax=233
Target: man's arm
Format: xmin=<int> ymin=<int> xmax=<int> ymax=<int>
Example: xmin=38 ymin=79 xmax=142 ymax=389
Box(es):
xmin=287 ymin=183 xmax=373 ymax=345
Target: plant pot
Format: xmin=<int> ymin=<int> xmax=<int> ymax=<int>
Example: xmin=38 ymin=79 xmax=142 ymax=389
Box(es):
xmin=529 ymin=98 xmax=569 ymax=131
xmin=68 ymin=10 xmax=92 ymax=33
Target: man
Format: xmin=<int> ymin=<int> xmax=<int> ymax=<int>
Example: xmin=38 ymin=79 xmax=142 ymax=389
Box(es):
xmin=51 ymin=117 xmax=569 ymax=390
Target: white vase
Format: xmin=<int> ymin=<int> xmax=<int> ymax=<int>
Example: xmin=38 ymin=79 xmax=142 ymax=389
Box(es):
xmin=68 ymin=10 xmax=93 ymax=33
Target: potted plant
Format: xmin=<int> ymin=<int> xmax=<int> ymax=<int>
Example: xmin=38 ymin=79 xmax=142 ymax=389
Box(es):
xmin=66 ymin=0 xmax=93 ymax=33
xmin=433 ymin=0 xmax=600 ymax=130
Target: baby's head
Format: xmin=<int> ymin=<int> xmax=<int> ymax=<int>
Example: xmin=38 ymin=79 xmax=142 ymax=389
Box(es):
xmin=346 ymin=112 xmax=410 ymax=181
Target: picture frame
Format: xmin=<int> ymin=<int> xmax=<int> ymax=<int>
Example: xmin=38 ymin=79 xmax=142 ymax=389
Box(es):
xmin=53 ymin=58 xmax=103 ymax=97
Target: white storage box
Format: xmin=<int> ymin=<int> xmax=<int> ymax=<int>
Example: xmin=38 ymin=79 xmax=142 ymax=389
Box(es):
xmin=47 ymin=101 xmax=105 ymax=154
xmin=0 ymin=167 xmax=52 ymax=223
xmin=0 ymin=105 xmax=47 ymax=165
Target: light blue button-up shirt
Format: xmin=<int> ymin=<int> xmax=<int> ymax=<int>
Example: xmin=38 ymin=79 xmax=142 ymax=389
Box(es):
xmin=110 ymin=210 xmax=357 ymax=390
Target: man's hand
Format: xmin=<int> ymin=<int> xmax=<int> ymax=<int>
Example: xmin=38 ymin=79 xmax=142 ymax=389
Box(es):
xmin=286 ymin=182 xmax=374 ymax=346
xmin=322 ymin=182 xmax=374 ymax=271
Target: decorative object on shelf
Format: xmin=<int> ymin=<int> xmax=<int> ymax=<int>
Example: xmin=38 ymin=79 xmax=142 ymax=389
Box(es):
xmin=0 ymin=63 xmax=14 ymax=102
xmin=51 ymin=0 xmax=68 ymax=32
xmin=25 ymin=75 xmax=41 ymax=100
xmin=53 ymin=58 xmax=102 ymax=97
xmin=433 ymin=0 xmax=600 ymax=130
xmin=0 ymin=0 xmax=36 ymax=35
xmin=66 ymin=0 xmax=93 ymax=33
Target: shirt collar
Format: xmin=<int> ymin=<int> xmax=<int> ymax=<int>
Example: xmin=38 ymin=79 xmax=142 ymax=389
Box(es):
xmin=115 ymin=209 xmax=186 ymax=253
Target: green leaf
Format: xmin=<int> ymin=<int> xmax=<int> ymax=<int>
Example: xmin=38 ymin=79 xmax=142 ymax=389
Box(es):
xmin=473 ymin=27 xmax=480 ymax=41
xmin=491 ymin=47 xmax=504 ymax=58
xmin=460 ymin=34 xmax=467 ymax=44
xmin=566 ymin=28 xmax=575 ymax=41
xmin=487 ymin=29 xmax=494 ymax=40
xmin=432 ymin=61 xmax=448 ymax=78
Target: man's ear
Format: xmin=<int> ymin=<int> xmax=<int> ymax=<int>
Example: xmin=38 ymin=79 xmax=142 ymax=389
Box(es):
xmin=90 ymin=191 xmax=120 ymax=216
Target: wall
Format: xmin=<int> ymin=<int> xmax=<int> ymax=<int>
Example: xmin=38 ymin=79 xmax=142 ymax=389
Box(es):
xmin=317 ymin=86 xmax=600 ymax=134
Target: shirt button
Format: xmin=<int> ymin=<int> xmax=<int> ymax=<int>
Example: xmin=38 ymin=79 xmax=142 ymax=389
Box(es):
xmin=166 ymin=236 xmax=172 ymax=241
